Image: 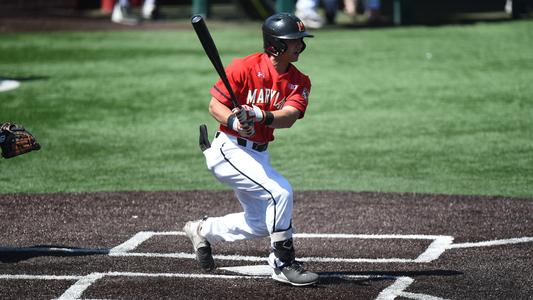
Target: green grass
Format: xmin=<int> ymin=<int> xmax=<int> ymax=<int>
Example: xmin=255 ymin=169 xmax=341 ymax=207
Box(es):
xmin=1 ymin=20 xmax=532 ymax=197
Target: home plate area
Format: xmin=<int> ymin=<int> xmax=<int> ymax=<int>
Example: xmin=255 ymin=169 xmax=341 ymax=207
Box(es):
xmin=2 ymin=231 xmax=533 ymax=299
xmin=0 ymin=191 xmax=532 ymax=299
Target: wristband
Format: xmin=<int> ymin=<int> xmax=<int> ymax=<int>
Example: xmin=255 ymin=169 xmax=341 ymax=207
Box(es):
xmin=227 ymin=114 xmax=237 ymax=130
xmin=264 ymin=111 xmax=274 ymax=126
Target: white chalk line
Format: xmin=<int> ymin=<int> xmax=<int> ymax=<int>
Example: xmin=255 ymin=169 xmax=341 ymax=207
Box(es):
xmin=218 ymin=265 xmax=447 ymax=300
xmin=109 ymin=231 xmax=454 ymax=264
xmin=1 ymin=270 xmax=398 ymax=300
xmin=112 ymin=251 xmax=418 ymax=263
xmin=109 ymin=231 xmax=533 ymax=264
xmin=0 ymin=271 xmax=447 ymax=300
xmin=4 ymin=232 xmax=532 ymax=300
xmin=415 ymin=236 xmax=454 ymax=263
xmin=57 ymin=273 xmax=105 ymax=300
xmin=447 ymin=237 xmax=533 ymax=249
xmin=376 ymin=277 xmax=415 ymax=300
xmin=294 ymin=233 xmax=449 ymax=240
xmin=376 ymin=276 xmax=449 ymax=300
xmin=0 ymin=274 xmax=82 ymax=280
xmin=51 ymin=271 xmax=262 ymax=300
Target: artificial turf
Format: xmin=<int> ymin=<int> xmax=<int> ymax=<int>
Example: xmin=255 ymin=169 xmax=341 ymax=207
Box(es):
xmin=1 ymin=20 xmax=532 ymax=196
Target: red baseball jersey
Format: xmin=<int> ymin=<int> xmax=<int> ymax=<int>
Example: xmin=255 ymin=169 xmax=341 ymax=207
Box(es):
xmin=210 ymin=52 xmax=311 ymax=144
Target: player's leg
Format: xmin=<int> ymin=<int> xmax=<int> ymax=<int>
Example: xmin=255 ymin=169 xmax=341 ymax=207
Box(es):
xmin=111 ymin=0 xmax=139 ymax=25
xmin=182 ymin=216 xmax=215 ymax=271
xmin=200 ymin=138 xmax=276 ymax=242
xmin=142 ymin=0 xmax=159 ymax=19
xmin=205 ymin=135 xmax=318 ymax=285
xmin=200 ymin=204 xmax=270 ymax=243
xmin=259 ymin=167 xmax=319 ymax=286
xmin=184 ymin=134 xmax=271 ymax=271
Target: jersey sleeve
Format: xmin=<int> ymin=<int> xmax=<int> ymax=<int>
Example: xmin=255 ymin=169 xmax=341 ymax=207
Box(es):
xmin=283 ymin=75 xmax=311 ymax=119
xmin=210 ymin=60 xmax=245 ymax=107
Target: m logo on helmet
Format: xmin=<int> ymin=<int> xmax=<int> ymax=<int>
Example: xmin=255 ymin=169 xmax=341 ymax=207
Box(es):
xmin=297 ymin=21 xmax=305 ymax=32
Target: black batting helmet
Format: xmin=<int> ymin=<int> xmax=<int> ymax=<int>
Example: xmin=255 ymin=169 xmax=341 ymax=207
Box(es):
xmin=262 ymin=13 xmax=314 ymax=57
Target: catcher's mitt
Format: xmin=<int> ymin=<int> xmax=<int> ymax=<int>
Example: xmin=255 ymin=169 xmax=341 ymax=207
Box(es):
xmin=0 ymin=122 xmax=41 ymax=159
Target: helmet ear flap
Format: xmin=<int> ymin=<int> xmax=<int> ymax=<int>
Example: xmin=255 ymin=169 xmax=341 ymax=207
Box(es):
xmin=264 ymin=37 xmax=287 ymax=57
xmin=266 ymin=45 xmax=279 ymax=56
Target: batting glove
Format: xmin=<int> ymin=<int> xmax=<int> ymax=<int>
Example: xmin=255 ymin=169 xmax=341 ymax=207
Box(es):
xmin=228 ymin=114 xmax=255 ymax=137
xmin=233 ymin=105 xmax=265 ymax=124
xmin=239 ymin=123 xmax=255 ymax=137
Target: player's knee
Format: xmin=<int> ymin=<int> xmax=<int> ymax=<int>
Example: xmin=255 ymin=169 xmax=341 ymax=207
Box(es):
xmin=247 ymin=219 xmax=269 ymax=237
xmin=273 ymin=183 xmax=293 ymax=204
xmin=279 ymin=188 xmax=292 ymax=203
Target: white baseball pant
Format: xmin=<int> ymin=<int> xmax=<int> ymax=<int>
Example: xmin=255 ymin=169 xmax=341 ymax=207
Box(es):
xmin=200 ymin=132 xmax=294 ymax=264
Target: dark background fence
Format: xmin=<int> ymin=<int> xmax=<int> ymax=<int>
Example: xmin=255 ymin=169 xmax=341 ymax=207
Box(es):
xmin=1 ymin=0 xmax=532 ymax=24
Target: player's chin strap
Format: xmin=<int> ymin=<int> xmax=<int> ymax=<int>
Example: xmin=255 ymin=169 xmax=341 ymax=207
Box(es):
xmin=266 ymin=38 xmax=307 ymax=57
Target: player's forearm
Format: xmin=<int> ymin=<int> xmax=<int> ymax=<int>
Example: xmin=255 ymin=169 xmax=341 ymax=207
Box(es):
xmin=268 ymin=106 xmax=300 ymax=129
xmin=208 ymin=97 xmax=232 ymax=126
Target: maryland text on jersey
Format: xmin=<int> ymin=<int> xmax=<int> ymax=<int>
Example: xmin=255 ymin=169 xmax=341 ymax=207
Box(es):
xmin=246 ymin=88 xmax=287 ymax=110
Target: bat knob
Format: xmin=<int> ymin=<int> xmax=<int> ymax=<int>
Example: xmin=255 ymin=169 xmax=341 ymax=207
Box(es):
xmin=191 ymin=15 xmax=203 ymax=24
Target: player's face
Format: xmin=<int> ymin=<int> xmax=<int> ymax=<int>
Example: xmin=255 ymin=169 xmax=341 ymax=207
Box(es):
xmin=281 ymin=38 xmax=304 ymax=62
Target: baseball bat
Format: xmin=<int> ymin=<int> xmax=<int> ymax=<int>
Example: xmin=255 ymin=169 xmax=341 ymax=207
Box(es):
xmin=191 ymin=15 xmax=239 ymax=108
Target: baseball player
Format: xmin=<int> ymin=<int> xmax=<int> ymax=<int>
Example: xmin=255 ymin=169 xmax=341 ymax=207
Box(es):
xmin=111 ymin=0 xmax=158 ymax=25
xmin=183 ymin=13 xmax=318 ymax=286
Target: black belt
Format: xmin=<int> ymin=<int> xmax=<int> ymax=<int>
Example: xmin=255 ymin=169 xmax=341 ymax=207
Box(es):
xmin=216 ymin=132 xmax=268 ymax=152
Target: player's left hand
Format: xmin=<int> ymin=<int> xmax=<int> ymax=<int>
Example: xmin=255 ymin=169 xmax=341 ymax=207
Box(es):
xmin=227 ymin=114 xmax=255 ymax=137
xmin=233 ymin=105 xmax=265 ymax=124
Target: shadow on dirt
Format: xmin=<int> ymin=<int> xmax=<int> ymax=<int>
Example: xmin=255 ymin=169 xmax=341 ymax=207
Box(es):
xmin=0 ymin=245 xmax=109 ymax=263
xmin=317 ymin=269 xmax=463 ymax=285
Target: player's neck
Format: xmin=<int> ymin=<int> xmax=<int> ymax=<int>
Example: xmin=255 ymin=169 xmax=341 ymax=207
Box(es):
xmin=269 ymin=55 xmax=290 ymax=74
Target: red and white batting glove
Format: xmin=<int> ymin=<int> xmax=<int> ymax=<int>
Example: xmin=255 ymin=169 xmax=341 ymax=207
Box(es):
xmin=239 ymin=122 xmax=255 ymax=137
xmin=233 ymin=105 xmax=265 ymax=124
xmin=228 ymin=114 xmax=255 ymax=137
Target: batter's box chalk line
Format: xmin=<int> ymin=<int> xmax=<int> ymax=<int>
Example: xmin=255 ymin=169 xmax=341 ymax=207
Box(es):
xmin=43 ymin=271 xmax=444 ymax=300
xmin=1 ymin=232 xmax=532 ymax=300
xmin=0 ymin=271 xmax=448 ymax=300
xmin=108 ymin=231 xmax=533 ymax=264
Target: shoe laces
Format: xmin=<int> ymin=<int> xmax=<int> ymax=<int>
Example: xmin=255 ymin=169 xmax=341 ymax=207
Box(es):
xmin=287 ymin=261 xmax=306 ymax=273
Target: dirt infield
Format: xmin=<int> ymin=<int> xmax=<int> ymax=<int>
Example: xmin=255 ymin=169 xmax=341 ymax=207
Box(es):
xmin=0 ymin=191 xmax=532 ymax=299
